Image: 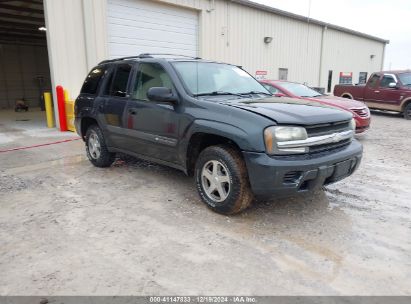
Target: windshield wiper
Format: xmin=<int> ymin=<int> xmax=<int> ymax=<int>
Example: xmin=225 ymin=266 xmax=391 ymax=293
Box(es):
xmin=194 ymin=91 xmax=244 ymax=97
xmin=239 ymin=91 xmax=272 ymax=96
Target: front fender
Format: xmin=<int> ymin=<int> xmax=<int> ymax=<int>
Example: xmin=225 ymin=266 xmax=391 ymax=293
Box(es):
xmin=178 ymin=119 xmax=266 ymax=166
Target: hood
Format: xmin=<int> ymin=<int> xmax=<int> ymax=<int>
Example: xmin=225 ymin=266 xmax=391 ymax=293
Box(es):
xmin=309 ymin=95 xmax=367 ymax=109
xmin=222 ymin=97 xmax=352 ymax=125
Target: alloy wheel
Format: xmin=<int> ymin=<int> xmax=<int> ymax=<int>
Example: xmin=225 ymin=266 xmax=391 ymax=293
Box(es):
xmin=201 ymin=160 xmax=231 ymax=203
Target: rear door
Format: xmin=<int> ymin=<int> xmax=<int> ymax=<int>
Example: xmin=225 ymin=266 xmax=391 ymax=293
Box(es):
xmin=98 ymin=63 xmax=133 ymax=149
xmin=124 ymin=62 xmax=180 ymax=164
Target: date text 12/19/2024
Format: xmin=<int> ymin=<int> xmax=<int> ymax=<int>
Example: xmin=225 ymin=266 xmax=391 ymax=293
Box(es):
xmin=149 ymin=296 xmax=257 ymax=303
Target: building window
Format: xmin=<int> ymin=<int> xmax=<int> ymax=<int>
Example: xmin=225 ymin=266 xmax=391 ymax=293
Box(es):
xmin=327 ymin=70 xmax=333 ymax=93
xmin=278 ymin=68 xmax=288 ymax=80
xmin=358 ymin=72 xmax=368 ymax=84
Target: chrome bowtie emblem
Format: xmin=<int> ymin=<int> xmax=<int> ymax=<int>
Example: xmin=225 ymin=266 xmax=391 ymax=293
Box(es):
xmin=333 ymin=133 xmax=342 ymax=142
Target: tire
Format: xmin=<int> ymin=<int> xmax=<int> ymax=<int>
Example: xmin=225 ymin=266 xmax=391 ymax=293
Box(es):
xmin=195 ymin=145 xmax=254 ymax=214
xmin=85 ymin=124 xmax=115 ymax=167
xmin=404 ymin=103 xmax=411 ymax=120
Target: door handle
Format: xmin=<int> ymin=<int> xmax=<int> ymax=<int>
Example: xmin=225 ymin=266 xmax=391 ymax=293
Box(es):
xmin=98 ymin=103 xmax=104 ymax=111
xmin=128 ymin=109 xmax=137 ymax=115
xmin=374 ymin=90 xmax=380 ymax=93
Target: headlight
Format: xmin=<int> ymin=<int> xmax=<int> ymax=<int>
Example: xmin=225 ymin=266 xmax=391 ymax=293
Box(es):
xmin=264 ymin=126 xmax=308 ymax=155
xmin=349 ymin=118 xmax=356 ymax=131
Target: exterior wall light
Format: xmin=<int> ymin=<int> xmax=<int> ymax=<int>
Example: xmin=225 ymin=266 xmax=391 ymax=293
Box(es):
xmin=264 ymin=36 xmax=273 ymax=44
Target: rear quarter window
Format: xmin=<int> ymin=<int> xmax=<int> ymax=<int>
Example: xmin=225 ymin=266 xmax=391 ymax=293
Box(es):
xmin=81 ymin=67 xmax=106 ymax=95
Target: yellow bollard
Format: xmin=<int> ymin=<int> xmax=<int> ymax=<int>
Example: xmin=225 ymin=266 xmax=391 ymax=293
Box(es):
xmin=44 ymin=92 xmax=54 ymax=128
xmin=64 ymin=89 xmax=76 ymax=132
xmin=64 ymin=89 xmax=69 ymax=102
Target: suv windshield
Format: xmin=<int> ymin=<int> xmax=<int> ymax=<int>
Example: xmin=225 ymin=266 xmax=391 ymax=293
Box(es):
xmin=172 ymin=62 xmax=270 ymax=97
xmin=398 ymin=73 xmax=411 ymax=86
xmin=278 ymin=82 xmax=322 ymax=98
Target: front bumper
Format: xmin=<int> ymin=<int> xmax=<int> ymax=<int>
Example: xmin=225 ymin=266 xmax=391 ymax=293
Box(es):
xmin=243 ymin=140 xmax=363 ymax=196
xmin=354 ymin=115 xmax=371 ymax=133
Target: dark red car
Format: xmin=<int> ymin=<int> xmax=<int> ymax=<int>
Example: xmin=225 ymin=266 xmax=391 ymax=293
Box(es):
xmin=260 ymin=80 xmax=371 ymax=133
xmin=334 ymin=70 xmax=411 ymax=119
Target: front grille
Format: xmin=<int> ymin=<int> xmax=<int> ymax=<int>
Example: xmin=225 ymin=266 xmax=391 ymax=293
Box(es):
xmin=351 ymin=107 xmax=369 ymax=118
xmin=283 ymin=171 xmax=302 ymax=184
xmin=309 ymin=138 xmax=351 ymax=153
xmin=306 ymin=121 xmax=350 ymax=137
xmin=305 ymin=120 xmax=352 ymax=154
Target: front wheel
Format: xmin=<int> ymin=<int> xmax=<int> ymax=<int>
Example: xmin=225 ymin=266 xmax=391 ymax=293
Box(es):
xmin=85 ymin=125 xmax=115 ymax=167
xmin=404 ymin=103 xmax=411 ymax=120
xmin=195 ymin=145 xmax=254 ymax=214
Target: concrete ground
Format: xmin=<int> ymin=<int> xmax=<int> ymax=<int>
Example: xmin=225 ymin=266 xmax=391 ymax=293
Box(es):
xmin=0 ymin=109 xmax=410 ymax=295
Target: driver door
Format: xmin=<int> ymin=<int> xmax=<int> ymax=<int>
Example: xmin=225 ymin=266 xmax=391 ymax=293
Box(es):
xmin=379 ymin=74 xmax=403 ymax=108
xmin=124 ymin=62 xmax=181 ymax=164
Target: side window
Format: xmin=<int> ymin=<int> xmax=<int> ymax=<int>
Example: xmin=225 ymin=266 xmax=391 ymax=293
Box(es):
xmin=262 ymin=84 xmax=278 ymax=94
xmin=380 ymin=75 xmax=395 ymax=88
xmin=368 ymin=74 xmax=380 ymax=88
xmin=133 ymin=63 xmax=173 ymax=101
xmin=102 ymin=68 xmax=115 ymax=96
xmin=80 ymin=66 xmax=106 ymax=95
xmin=110 ymin=64 xmax=132 ymax=97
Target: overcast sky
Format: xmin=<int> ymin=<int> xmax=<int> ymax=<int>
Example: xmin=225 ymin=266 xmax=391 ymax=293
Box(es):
xmin=251 ymin=0 xmax=411 ymax=70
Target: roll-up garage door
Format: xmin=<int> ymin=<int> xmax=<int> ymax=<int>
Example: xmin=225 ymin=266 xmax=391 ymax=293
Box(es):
xmin=107 ymin=0 xmax=199 ymax=58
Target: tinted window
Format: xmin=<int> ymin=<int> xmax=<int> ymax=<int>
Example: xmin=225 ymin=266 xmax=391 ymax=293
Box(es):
xmin=110 ymin=64 xmax=132 ymax=97
xmin=133 ymin=63 xmax=173 ymax=100
xmin=380 ymin=75 xmax=395 ymax=88
xmin=368 ymin=74 xmax=380 ymax=88
xmin=102 ymin=68 xmax=114 ymax=96
xmin=81 ymin=67 xmax=106 ymax=94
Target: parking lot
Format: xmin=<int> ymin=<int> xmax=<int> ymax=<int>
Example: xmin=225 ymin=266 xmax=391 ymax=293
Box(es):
xmin=0 ymin=111 xmax=410 ymax=295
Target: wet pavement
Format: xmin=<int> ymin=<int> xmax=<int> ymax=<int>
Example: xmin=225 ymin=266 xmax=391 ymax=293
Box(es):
xmin=0 ymin=110 xmax=410 ymax=295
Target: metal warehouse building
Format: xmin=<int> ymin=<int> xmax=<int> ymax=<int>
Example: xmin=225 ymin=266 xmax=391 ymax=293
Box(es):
xmin=0 ymin=0 xmax=388 ymax=125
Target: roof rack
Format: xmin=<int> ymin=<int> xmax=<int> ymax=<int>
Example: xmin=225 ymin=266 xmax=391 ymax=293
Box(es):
xmin=99 ymin=53 xmax=201 ymax=64
xmin=99 ymin=55 xmax=143 ymax=65
xmin=139 ymin=53 xmax=202 ymax=60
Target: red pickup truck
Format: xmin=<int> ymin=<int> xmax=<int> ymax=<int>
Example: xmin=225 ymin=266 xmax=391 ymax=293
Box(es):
xmin=334 ymin=70 xmax=411 ymax=119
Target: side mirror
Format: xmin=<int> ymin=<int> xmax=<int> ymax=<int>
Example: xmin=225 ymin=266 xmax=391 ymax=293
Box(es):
xmin=147 ymin=87 xmax=178 ymax=104
xmin=388 ymin=82 xmax=397 ymax=89
xmin=274 ymin=93 xmax=286 ymax=97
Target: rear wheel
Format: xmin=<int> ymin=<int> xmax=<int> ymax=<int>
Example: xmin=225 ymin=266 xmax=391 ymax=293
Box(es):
xmin=404 ymin=103 xmax=411 ymax=120
xmin=85 ymin=125 xmax=115 ymax=167
xmin=195 ymin=145 xmax=254 ymax=214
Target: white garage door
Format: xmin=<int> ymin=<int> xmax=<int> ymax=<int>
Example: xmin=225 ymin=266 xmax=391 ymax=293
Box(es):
xmin=107 ymin=0 xmax=199 ymax=59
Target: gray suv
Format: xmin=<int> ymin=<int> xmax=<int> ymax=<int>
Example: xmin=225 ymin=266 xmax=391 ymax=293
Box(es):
xmin=75 ymin=54 xmax=362 ymax=214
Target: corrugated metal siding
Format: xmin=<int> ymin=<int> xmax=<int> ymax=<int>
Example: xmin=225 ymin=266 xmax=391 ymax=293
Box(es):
xmin=44 ymin=0 xmax=386 ymax=123
xmin=44 ymin=0 xmax=108 ymax=124
xmin=159 ymin=0 xmax=384 ymax=89
xmin=321 ymin=28 xmax=385 ymax=91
